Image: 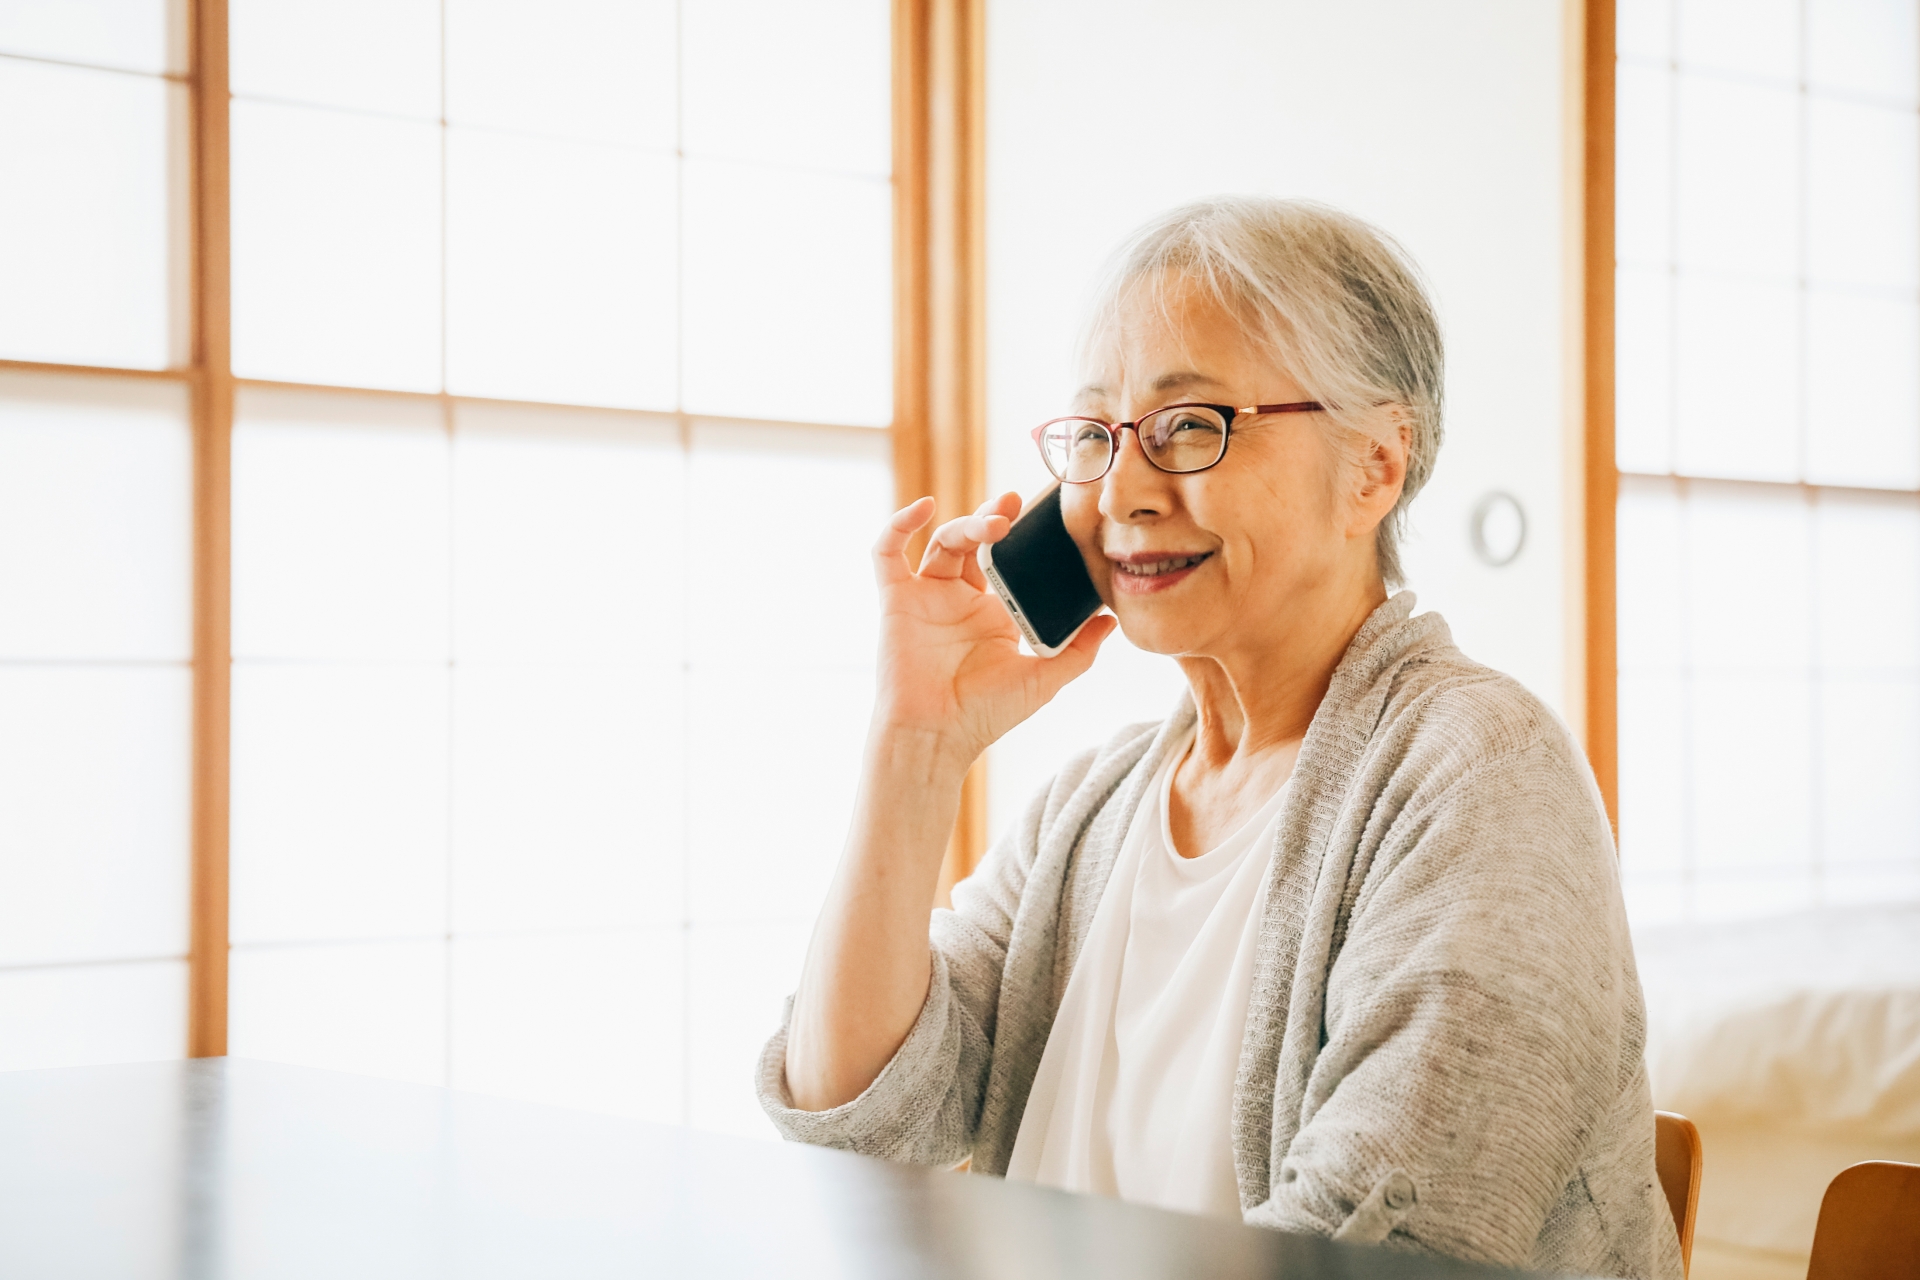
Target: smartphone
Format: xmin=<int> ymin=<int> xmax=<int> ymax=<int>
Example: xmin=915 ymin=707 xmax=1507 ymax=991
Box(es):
xmin=977 ymin=486 xmax=1104 ymax=657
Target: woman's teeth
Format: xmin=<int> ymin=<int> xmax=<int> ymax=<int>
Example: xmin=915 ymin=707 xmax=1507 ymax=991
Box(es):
xmin=1117 ymin=554 xmax=1209 ymax=577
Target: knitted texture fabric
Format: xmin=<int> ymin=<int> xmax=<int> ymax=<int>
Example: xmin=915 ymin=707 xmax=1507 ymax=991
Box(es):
xmin=758 ymin=594 xmax=1685 ymax=1280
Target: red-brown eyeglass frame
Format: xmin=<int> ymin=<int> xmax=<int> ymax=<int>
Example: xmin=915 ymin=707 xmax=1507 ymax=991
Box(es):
xmin=1029 ymin=401 xmax=1325 ymax=482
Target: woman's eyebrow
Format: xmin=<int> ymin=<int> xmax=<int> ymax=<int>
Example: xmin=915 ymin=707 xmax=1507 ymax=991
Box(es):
xmin=1071 ymin=383 xmax=1109 ymax=410
xmin=1150 ymin=371 xmax=1228 ymax=394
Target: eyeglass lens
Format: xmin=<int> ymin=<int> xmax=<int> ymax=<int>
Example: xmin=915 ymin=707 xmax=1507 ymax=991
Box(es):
xmin=1039 ymin=405 xmax=1229 ymax=482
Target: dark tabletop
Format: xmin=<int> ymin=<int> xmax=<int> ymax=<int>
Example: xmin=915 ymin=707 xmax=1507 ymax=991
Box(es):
xmin=0 ymin=1057 xmax=1526 ymax=1280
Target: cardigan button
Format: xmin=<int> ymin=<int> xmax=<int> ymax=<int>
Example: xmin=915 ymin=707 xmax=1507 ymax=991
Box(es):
xmin=1384 ymin=1171 xmax=1417 ymax=1211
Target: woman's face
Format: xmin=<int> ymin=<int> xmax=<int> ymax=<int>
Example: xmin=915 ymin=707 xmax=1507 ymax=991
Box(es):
xmin=1059 ymin=277 xmax=1396 ymax=660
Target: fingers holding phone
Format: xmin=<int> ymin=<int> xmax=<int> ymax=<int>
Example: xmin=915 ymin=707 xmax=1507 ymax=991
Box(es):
xmin=867 ymin=488 xmax=1113 ymax=764
xmin=916 ymin=492 xmax=1019 ymax=588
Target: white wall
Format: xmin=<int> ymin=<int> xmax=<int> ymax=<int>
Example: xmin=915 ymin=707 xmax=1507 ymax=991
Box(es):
xmin=984 ymin=0 xmax=1576 ymax=834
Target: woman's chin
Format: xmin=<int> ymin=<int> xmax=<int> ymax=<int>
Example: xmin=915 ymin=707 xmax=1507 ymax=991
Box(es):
xmin=1109 ymin=609 xmax=1208 ymax=659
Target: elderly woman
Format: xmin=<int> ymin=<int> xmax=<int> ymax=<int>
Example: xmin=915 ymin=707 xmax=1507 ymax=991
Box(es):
xmin=758 ymin=197 xmax=1682 ymax=1280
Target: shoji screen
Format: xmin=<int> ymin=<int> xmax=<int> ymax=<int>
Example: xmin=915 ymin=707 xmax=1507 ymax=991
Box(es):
xmin=0 ymin=10 xmax=194 ymax=1068
xmin=223 ymin=0 xmax=890 ymax=1137
xmin=1615 ymin=0 xmax=1920 ymax=922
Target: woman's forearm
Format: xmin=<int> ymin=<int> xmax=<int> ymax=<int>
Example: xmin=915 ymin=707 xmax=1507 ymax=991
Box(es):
xmin=780 ymin=494 xmax=1111 ymax=1112
xmin=783 ymin=723 xmax=973 ymax=1111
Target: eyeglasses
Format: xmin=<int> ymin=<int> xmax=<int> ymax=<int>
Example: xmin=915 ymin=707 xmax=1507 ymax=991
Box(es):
xmin=1030 ymin=401 xmax=1324 ymax=483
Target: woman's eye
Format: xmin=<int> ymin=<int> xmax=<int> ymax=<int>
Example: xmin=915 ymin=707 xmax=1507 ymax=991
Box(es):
xmin=1168 ymin=415 xmax=1219 ymax=437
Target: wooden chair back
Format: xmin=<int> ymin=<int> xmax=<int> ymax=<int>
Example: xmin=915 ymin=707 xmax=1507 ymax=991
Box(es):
xmin=1806 ymin=1161 xmax=1920 ymax=1280
xmin=1655 ymin=1110 xmax=1703 ymax=1275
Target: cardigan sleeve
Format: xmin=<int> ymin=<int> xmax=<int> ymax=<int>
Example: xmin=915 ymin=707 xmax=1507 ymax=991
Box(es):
xmin=1246 ymin=726 xmax=1670 ymax=1275
xmin=754 ymin=748 xmax=1097 ymax=1164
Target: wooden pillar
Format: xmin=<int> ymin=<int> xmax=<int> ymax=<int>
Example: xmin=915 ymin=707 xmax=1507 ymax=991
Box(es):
xmin=1580 ymin=0 xmax=1620 ymax=833
xmin=188 ymin=0 xmax=233 ymax=1058
xmin=893 ymin=0 xmax=990 ymax=893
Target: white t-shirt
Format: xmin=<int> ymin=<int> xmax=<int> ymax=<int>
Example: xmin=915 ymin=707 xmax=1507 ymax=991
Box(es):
xmin=1006 ymin=730 xmax=1289 ymax=1219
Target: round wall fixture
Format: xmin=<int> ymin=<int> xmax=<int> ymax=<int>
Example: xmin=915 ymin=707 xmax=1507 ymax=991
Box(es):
xmin=1469 ymin=491 xmax=1527 ymax=567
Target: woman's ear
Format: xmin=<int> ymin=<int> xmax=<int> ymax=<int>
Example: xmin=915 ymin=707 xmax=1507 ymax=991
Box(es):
xmin=1348 ymin=407 xmax=1411 ymax=537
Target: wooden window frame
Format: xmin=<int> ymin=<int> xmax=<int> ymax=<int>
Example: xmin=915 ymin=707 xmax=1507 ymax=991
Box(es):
xmin=1576 ymin=0 xmax=1620 ymax=832
xmin=187 ymin=0 xmax=233 ymax=1059
xmin=893 ymin=0 xmax=990 ymax=893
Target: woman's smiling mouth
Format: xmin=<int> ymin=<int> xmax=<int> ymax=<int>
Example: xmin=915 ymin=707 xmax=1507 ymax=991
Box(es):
xmin=1109 ymin=551 xmax=1214 ymax=594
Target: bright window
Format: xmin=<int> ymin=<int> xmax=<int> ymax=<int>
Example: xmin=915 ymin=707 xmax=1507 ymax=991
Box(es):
xmin=0 ymin=0 xmax=893 ymax=1141
xmin=0 ymin=0 xmax=193 ymax=1070
xmin=1615 ymin=0 xmax=1920 ymax=923
xmin=223 ymin=0 xmax=891 ymax=1137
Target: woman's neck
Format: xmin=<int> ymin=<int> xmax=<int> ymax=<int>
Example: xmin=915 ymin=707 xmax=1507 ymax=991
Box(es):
xmin=1163 ymin=574 xmax=1385 ymax=858
xmin=1178 ymin=576 xmax=1387 ymax=769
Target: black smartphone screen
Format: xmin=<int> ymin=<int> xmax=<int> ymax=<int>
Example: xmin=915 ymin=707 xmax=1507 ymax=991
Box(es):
xmin=990 ymin=486 xmax=1103 ymax=651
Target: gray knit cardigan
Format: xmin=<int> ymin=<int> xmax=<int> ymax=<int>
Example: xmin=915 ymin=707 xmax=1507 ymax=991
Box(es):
xmin=758 ymin=594 xmax=1685 ymax=1280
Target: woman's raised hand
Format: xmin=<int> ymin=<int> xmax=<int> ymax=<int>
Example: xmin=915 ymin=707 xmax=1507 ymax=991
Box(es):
xmin=871 ymin=491 xmax=1116 ymax=768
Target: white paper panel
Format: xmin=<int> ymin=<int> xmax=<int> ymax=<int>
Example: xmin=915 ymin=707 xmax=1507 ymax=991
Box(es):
xmin=1617 ymin=0 xmax=1674 ymax=61
xmin=1685 ymin=484 xmax=1812 ymax=673
xmin=1614 ymin=63 xmax=1672 ymax=269
xmin=1677 ymin=0 xmax=1800 ymax=80
xmin=0 ymin=372 xmax=190 ymax=661
xmin=0 ymin=667 xmax=189 ymax=966
xmin=1807 ymin=99 xmax=1920 ymax=292
xmin=1619 ymin=869 xmax=1688 ymax=928
xmin=0 ymin=0 xmax=183 ymax=74
xmin=230 ymin=664 xmax=447 ymax=945
xmin=452 ymin=403 xmax=684 ymax=664
xmin=1614 ymin=265 xmax=1673 ymax=474
xmin=230 ymin=0 xmax=439 ymax=118
xmin=232 ymin=388 xmax=449 ymax=662
xmin=1693 ymin=866 xmax=1816 ymax=921
xmin=452 ymin=666 xmax=683 ymax=933
xmin=680 ymin=0 xmax=889 ymax=175
xmin=445 ymin=128 xmax=676 ymax=411
xmin=0 ymin=61 xmax=181 ymax=370
xmin=685 ymin=919 xmax=809 ymax=1139
xmin=445 ymin=0 xmax=676 ymax=148
xmin=230 ymin=940 xmax=447 ymax=1085
xmin=1825 ymin=862 xmax=1920 ymax=905
xmin=449 ymin=929 xmax=682 ymax=1122
xmin=1820 ymin=677 xmax=1920 ymax=867
xmin=1675 ymin=77 xmax=1799 ymax=280
xmin=1808 ymin=0 xmax=1920 ymax=103
xmin=0 ymin=960 xmax=185 ymax=1071
xmin=230 ymin=101 xmax=441 ymax=392
xmin=686 ymin=664 xmax=869 ymax=925
xmin=1616 ymin=477 xmax=1685 ymax=671
xmin=1804 ymin=291 xmax=1920 ymax=490
xmin=1617 ymin=672 xmax=1687 ymax=881
xmin=1690 ymin=674 xmax=1815 ymax=872
xmin=1673 ymin=274 xmax=1799 ymax=481
xmin=681 ymin=160 xmax=891 ymax=427
xmin=1813 ymin=491 xmax=1920 ymax=674
xmin=685 ymin=421 xmax=890 ymax=664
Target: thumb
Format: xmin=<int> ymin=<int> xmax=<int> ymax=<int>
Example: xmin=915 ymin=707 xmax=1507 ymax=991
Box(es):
xmin=1027 ymin=613 xmax=1118 ymax=700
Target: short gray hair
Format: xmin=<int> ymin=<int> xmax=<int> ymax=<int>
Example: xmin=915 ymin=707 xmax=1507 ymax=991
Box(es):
xmin=1079 ymin=197 xmax=1444 ymax=587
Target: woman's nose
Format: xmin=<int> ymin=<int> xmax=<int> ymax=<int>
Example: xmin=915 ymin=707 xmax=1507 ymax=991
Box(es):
xmin=1099 ymin=425 xmax=1168 ymax=521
